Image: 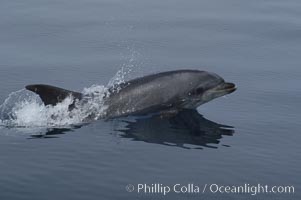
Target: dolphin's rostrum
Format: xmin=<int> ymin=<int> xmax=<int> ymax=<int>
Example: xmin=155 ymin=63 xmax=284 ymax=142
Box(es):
xmin=25 ymin=70 xmax=236 ymax=119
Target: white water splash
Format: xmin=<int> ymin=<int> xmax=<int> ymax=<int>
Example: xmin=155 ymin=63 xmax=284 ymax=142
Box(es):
xmin=0 ymin=86 xmax=108 ymax=128
xmin=0 ymin=49 xmax=142 ymax=128
xmin=108 ymin=49 xmax=142 ymax=92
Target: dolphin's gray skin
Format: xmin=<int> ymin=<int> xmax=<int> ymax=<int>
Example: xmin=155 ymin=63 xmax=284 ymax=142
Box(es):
xmin=25 ymin=70 xmax=236 ymax=119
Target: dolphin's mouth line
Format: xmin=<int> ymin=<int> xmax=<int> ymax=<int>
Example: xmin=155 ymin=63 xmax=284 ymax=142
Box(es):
xmin=217 ymin=87 xmax=236 ymax=92
xmin=215 ymin=82 xmax=236 ymax=93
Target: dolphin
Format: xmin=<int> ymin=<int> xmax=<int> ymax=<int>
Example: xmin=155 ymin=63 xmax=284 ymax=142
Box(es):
xmin=25 ymin=70 xmax=236 ymax=119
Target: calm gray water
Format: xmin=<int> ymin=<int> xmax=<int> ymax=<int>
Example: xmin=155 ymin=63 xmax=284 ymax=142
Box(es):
xmin=0 ymin=0 xmax=300 ymax=199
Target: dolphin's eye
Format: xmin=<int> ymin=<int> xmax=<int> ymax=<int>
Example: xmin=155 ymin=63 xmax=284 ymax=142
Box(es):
xmin=195 ymin=87 xmax=204 ymax=94
xmin=194 ymin=87 xmax=204 ymax=95
xmin=190 ymin=87 xmax=204 ymax=96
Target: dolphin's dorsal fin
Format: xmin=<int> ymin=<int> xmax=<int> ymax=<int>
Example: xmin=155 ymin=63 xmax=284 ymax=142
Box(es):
xmin=25 ymin=84 xmax=83 ymax=106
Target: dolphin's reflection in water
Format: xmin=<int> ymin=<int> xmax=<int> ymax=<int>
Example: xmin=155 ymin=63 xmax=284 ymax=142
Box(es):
xmin=31 ymin=110 xmax=235 ymax=149
xmin=29 ymin=126 xmax=81 ymax=139
xmin=118 ymin=109 xmax=235 ymax=149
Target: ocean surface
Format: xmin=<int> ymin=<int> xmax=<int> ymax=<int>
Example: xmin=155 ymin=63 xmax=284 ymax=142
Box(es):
xmin=0 ymin=0 xmax=300 ymax=199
